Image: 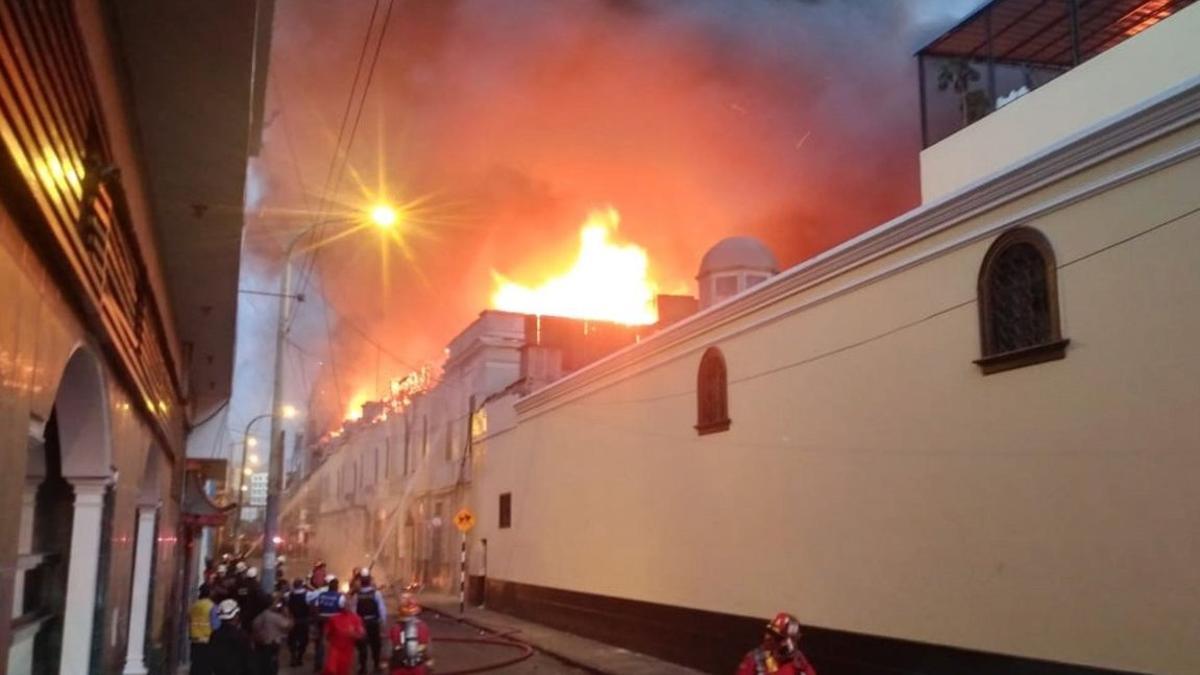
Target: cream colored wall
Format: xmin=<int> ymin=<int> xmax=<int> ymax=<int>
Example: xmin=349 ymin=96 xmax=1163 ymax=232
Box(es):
xmin=474 ymin=129 xmax=1200 ymax=673
xmin=920 ymin=3 xmax=1200 ymax=203
xmin=0 ymin=203 xmax=182 ymax=671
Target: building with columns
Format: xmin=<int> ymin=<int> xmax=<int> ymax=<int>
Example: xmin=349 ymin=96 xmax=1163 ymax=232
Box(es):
xmin=0 ymin=2 xmax=270 ymax=673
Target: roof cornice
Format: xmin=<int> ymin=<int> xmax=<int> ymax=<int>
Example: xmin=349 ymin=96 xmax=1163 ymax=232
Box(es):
xmin=516 ymin=75 xmax=1200 ymax=417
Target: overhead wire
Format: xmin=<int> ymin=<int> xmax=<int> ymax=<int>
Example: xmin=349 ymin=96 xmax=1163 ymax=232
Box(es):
xmin=288 ymin=0 xmax=383 ymax=301
xmin=290 ymin=0 xmax=397 ymax=333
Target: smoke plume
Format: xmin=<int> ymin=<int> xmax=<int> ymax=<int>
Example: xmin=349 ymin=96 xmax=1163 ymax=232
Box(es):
xmin=235 ymin=0 xmax=980 ymax=439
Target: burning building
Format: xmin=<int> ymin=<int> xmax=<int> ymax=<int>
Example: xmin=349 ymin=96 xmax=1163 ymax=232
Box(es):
xmin=283 ymin=283 xmax=716 ymax=589
xmin=288 ymin=3 xmax=1200 ymax=674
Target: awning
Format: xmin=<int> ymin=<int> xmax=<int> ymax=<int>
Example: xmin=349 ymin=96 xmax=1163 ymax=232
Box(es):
xmin=182 ymin=464 xmax=236 ymax=528
xmin=919 ymin=0 xmax=1196 ymax=67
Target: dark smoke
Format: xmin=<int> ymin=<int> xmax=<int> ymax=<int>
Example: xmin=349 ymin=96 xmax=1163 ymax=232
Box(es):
xmin=234 ymin=0 xmax=980 ymax=438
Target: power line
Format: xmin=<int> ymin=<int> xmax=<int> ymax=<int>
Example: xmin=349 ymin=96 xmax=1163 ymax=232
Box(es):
xmin=291 ymin=0 xmax=396 ymax=327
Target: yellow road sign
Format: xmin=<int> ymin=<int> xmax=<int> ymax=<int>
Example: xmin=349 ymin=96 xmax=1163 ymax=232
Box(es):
xmin=453 ymin=507 xmax=476 ymax=533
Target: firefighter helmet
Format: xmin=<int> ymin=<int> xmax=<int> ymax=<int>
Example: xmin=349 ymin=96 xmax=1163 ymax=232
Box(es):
xmin=399 ymin=593 xmax=421 ymax=616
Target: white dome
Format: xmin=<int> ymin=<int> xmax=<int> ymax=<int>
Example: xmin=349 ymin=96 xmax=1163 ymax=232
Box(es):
xmin=697 ymin=237 xmax=779 ymax=278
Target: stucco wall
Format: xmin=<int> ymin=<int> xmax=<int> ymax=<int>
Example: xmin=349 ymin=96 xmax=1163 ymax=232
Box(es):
xmin=0 ymin=202 xmax=182 ymax=673
xmin=920 ymin=3 xmax=1200 ymax=203
xmin=473 ymin=124 xmax=1200 ymax=674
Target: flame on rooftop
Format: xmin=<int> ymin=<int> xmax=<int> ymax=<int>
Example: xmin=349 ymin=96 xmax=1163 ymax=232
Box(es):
xmin=490 ymin=208 xmax=659 ymax=325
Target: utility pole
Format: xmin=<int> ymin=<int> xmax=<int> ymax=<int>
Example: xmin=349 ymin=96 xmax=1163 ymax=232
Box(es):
xmin=262 ymin=204 xmax=398 ymax=592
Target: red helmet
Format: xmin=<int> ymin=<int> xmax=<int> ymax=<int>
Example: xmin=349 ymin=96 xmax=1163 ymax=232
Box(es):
xmin=765 ymin=612 xmax=802 ymax=659
xmin=766 ymin=612 xmax=802 ymax=640
xmin=399 ymin=593 xmax=421 ymax=617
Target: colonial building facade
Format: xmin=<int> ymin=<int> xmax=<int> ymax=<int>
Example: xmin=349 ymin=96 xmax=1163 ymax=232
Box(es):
xmin=0 ymin=2 xmax=269 ymax=673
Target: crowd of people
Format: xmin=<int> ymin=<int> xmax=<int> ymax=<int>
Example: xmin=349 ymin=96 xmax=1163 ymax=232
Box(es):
xmin=188 ymin=555 xmax=817 ymax=675
xmin=188 ymin=557 xmax=432 ymax=675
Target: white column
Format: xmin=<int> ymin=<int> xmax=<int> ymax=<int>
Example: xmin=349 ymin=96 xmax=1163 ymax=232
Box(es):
xmin=122 ymin=505 xmax=157 ymax=674
xmin=12 ymin=481 xmax=38 ymax=620
xmin=60 ymin=477 xmax=110 ymax=675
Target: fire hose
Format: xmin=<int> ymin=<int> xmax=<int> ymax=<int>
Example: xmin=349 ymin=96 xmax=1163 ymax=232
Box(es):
xmin=432 ymin=636 xmax=535 ymax=674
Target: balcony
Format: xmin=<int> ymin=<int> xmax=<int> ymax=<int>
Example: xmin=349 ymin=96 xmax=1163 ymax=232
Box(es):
xmin=917 ymin=0 xmax=1200 ymax=200
xmin=919 ymin=0 xmax=1195 ymax=147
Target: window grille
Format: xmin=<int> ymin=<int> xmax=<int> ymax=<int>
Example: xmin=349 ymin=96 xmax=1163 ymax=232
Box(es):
xmin=976 ymin=227 xmax=1068 ymax=374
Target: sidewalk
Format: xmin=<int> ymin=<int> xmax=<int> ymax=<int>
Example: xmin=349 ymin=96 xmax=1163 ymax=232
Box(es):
xmin=418 ymin=593 xmax=704 ymax=675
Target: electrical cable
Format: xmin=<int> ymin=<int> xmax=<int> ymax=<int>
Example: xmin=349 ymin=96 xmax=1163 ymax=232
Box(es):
xmin=290 ymin=0 xmax=396 ymax=331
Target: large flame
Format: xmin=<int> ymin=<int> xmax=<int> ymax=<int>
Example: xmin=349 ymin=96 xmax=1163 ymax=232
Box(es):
xmin=491 ymin=208 xmax=659 ymax=325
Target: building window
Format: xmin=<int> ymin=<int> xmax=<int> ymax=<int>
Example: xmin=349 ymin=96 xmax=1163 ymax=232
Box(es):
xmin=975 ymin=227 xmax=1068 ymax=374
xmin=695 ymin=347 xmax=731 ymax=435
xmin=713 ymin=275 xmax=739 ymax=301
xmin=499 ymin=493 xmax=512 ymax=529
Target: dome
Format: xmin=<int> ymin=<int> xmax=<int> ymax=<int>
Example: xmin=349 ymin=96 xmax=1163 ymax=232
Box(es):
xmin=697 ymin=236 xmax=779 ymax=278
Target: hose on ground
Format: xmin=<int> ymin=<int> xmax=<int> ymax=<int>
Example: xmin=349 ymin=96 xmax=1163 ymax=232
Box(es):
xmin=433 ymin=636 xmax=535 ymax=674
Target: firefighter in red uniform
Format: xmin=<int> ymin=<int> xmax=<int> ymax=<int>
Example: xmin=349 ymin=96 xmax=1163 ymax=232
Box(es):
xmin=387 ymin=594 xmax=432 ymax=675
xmin=736 ymin=612 xmax=817 ymax=675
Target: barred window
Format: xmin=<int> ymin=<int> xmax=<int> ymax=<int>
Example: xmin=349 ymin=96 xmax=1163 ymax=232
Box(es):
xmin=695 ymin=347 xmax=731 ymax=435
xmin=976 ymin=227 xmax=1068 ymax=374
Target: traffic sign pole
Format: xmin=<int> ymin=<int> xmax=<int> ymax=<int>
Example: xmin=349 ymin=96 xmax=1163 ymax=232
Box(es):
xmin=453 ymin=507 xmax=475 ymax=614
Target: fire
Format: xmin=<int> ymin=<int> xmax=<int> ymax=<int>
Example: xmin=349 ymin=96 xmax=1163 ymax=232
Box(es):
xmin=345 ymin=392 xmax=370 ymax=422
xmin=491 ymin=208 xmax=659 ymax=325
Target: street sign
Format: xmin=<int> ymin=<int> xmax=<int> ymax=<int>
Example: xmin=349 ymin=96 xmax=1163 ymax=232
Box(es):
xmin=453 ymin=507 xmax=476 ymax=532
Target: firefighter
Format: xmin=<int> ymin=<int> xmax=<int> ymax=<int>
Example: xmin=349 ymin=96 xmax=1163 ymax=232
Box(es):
xmin=323 ymin=600 xmax=366 ymax=675
xmin=287 ymin=578 xmax=313 ymax=666
xmin=235 ymin=566 xmax=270 ymax=630
xmin=311 ymin=560 xmax=328 ymax=589
xmin=387 ymin=594 xmax=431 ymax=675
xmin=209 ymin=599 xmax=254 ymax=675
xmin=312 ymin=577 xmax=343 ymax=673
xmin=354 ymin=571 xmax=386 ymax=674
xmin=736 ymin=612 xmax=817 ymax=675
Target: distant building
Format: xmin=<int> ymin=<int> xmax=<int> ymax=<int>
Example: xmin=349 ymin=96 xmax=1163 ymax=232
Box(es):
xmin=249 ymin=473 xmax=269 ymax=507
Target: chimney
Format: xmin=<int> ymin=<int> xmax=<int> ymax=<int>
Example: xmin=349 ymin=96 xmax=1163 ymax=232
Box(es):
xmin=521 ymin=344 xmax=564 ymax=392
xmin=655 ymin=294 xmax=698 ymax=329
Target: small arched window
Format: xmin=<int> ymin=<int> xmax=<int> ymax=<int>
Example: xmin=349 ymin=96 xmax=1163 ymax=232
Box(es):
xmin=976 ymin=227 xmax=1068 ymax=374
xmin=696 ymin=347 xmax=731 ymax=435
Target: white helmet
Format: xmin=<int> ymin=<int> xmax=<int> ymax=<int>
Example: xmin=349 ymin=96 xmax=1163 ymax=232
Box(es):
xmin=235 ymin=561 xmax=248 ymax=574
xmin=246 ymin=566 xmax=259 ymax=579
xmin=217 ymin=598 xmax=240 ymax=620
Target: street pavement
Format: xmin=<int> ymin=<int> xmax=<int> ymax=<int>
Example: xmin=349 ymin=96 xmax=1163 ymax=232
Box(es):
xmin=280 ymin=610 xmax=586 ymax=674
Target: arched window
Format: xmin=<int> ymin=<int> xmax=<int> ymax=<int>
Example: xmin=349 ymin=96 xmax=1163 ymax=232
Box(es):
xmin=976 ymin=227 xmax=1068 ymax=374
xmin=696 ymin=347 xmax=731 ymax=435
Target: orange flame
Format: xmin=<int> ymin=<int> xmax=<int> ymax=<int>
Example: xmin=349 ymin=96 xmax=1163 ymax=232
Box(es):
xmin=491 ymin=208 xmax=658 ymax=325
xmin=345 ymin=391 xmax=370 ymax=422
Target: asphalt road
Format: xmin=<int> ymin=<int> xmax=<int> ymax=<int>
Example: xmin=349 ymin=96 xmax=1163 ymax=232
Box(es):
xmin=280 ymin=610 xmax=586 ymax=674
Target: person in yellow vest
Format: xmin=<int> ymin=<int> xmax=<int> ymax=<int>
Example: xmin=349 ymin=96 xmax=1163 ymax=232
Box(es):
xmin=188 ymin=584 xmax=215 ymax=675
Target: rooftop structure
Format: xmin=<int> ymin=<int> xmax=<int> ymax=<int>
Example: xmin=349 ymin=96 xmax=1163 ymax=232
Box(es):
xmin=918 ymin=0 xmax=1200 ymax=200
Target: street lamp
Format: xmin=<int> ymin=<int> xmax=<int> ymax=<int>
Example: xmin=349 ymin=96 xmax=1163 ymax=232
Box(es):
xmin=262 ymin=203 xmax=398 ymax=591
xmin=231 ymin=412 xmax=272 ymax=553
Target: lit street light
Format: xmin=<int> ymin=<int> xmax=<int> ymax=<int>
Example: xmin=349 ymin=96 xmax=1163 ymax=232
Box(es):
xmin=262 ymin=203 xmax=399 ymax=591
xmin=232 ymin=412 xmax=273 ymax=552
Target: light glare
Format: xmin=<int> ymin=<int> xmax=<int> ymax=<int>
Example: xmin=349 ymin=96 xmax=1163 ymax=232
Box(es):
xmin=370 ymin=204 xmax=398 ymax=229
